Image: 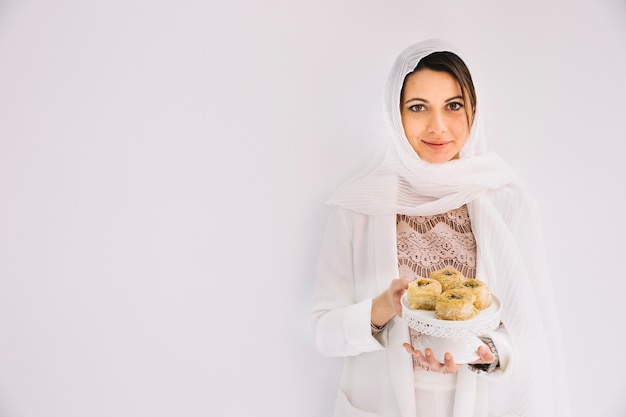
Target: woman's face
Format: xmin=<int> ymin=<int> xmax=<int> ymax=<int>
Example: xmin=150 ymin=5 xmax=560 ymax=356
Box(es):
xmin=400 ymin=69 xmax=472 ymax=163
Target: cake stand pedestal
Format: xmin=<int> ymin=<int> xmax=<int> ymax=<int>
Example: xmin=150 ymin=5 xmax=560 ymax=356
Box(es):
xmin=401 ymin=294 xmax=501 ymax=364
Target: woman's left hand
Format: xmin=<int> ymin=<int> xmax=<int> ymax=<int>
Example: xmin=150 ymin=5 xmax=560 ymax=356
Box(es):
xmin=402 ymin=343 xmax=495 ymax=374
xmin=469 ymin=343 xmax=496 ymax=365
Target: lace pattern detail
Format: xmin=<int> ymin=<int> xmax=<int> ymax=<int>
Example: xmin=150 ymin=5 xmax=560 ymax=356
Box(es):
xmin=397 ymin=205 xmax=477 ymax=280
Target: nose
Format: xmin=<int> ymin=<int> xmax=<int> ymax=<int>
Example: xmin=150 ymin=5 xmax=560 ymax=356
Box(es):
xmin=427 ymin=111 xmax=446 ymax=134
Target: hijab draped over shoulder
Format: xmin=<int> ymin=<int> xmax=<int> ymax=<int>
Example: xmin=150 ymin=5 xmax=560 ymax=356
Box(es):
xmin=328 ymin=39 xmax=570 ymax=417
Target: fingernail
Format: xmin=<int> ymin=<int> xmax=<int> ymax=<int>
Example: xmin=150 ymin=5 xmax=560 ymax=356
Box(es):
xmin=425 ymin=350 xmax=431 ymax=357
xmin=445 ymin=353 xmax=451 ymax=361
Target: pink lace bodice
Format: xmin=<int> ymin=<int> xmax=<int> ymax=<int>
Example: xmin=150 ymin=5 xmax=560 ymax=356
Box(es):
xmin=397 ymin=204 xmax=477 ymax=280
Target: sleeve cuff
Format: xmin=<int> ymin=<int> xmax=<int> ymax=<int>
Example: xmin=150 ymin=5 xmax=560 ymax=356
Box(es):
xmin=470 ymin=327 xmax=513 ymax=380
xmin=343 ymin=298 xmax=386 ymax=352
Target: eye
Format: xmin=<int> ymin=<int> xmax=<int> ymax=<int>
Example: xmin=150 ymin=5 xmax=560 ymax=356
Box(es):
xmin=447 ymin=102 xmax=464 ymax=111
xmin=408 ymin=104 xmax=425 ymax=112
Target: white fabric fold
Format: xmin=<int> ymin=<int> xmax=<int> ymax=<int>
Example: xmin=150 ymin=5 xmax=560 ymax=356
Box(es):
xmin=453 ymin=367 xmax=477 ymax=417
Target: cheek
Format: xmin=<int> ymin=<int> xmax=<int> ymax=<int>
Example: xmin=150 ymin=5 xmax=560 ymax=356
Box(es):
xmin=452 ymin=120 xmax=470 ymax=142
xmin=402 ymin=118 xmax=426 ymax=137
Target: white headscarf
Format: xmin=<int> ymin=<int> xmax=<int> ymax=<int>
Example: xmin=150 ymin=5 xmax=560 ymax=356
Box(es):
xmin=327 ymin=39 xmax=519 ymax=216
xmin=328 ymin=39 xmax=570 ymax=417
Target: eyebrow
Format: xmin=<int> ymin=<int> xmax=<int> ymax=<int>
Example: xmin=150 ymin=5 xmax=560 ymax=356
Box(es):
xmin=404 ymin=95 xmax=464 ymax=105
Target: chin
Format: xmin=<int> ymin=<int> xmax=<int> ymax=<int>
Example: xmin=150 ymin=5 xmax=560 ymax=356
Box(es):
xmin=419 ymin=148 xmax=463 ymax=163
xmin=420 ymin=154 xmax=455 ymax=164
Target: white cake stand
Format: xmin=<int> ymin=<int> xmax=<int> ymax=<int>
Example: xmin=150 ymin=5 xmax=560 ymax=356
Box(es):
xmin=401 ymin=293 xmax=501 ymax=364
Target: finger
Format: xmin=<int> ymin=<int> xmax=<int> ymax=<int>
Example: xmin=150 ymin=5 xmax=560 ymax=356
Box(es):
xmin=440 ymin=353 xmax=453 ymax=374
xmin=424 ymin=348 xmax=441 ymax=368
xmin=478 ymin=345 xmax=495 ymax=363
xmin=444 ymin=352 xmax=456 ymax=367
xmin=442 ymin=353 xmax=463 ymax=374
xmin=403 ymin=343 xmax=426 ymax=360
xmin=394 ymin=277 xmax=410 ymax=291
xmin=410 ymin=346 xmax=425 ymax=361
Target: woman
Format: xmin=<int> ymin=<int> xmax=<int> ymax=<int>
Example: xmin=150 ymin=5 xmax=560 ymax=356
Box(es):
xmin=311 ymin=39 xmax=570 ymax=417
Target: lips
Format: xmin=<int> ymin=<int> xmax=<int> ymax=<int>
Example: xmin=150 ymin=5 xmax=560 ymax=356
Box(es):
xmin=422 ymin=140 xmax=451 ymax=148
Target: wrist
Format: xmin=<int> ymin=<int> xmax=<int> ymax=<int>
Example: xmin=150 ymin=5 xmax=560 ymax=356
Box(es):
xmin=371 ymin=294 xmax=395 ymax=327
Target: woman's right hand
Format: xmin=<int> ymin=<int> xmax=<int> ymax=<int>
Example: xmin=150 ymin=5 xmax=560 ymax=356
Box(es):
xmin=371 ymin=277 xmax=410 ymax=327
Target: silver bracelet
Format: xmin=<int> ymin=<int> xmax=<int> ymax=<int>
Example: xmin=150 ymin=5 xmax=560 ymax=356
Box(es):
xmin=468 ymin=336 xmax=499 ymax=374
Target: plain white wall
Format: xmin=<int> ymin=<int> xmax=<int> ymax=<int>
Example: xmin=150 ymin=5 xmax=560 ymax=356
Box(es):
xmin=0 ymin=1 xmax=624 ymax=416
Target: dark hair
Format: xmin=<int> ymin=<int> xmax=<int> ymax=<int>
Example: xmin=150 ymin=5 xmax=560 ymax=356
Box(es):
xmin=401 ymin=51 xmax=476 ymax=123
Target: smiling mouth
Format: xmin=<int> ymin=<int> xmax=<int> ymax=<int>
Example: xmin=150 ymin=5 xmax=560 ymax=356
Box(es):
xmin=422 ymin=140 xmax=451 ymax=147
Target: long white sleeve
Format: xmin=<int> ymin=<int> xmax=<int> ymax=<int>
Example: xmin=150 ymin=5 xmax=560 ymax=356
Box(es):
xmin=311 ymin=207 xmax=387 ymax=357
